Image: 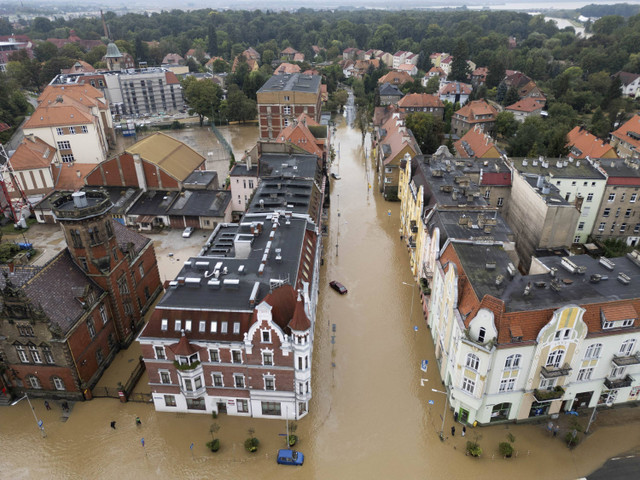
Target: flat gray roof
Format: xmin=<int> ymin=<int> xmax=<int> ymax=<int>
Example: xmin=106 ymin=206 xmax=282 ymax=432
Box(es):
xmin=258 ymin=74 xmax=321 ymax=95
xmin=512 ymin=157 xmax=605 ymax=179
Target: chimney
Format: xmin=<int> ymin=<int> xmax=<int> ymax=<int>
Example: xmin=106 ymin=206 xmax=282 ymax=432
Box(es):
xmin=76 ymin=170 xmax=81 ymax=178
xmin=72 ymin=191 xmax=88 ymax=208
xmin=245 ymin=150 xmax=251 ymax=170
xmin=130 ymin=153 xmax=148 ymax=192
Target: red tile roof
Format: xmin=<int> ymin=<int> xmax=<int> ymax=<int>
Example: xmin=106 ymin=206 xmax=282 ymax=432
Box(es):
xmin=169 ymin=334 xmax=200 ymax=356
xmin=601 ymin=304 xmax=638 ymax=322
xmin=52 ymin=163 xmax=95 ymax=190
xmin=505 ymin=97 xmax=544 ymax=113
xmin=10 ymin=136 xmax=55 ymax=170
xmin=481 ymin=172 xmax=511 ymax=186
xmin=566 ymin=126 xmax=617 ymax=159
xmin=440 ymin=82 xmax=472 ymax=96
xmin=454 ymin=126 xmax=498 ymax=158
xmin=397 ymin=93 xmax=443 ymax=109
xmin=454 ymin=100 xmax=498 ymax=121
xmin=289 ymin=296 xmax=311 ymax=331
xmin=612 ymin=114 xmax=640 ymax=152
xmin=377 ymin=70 xmax=414 ymax=85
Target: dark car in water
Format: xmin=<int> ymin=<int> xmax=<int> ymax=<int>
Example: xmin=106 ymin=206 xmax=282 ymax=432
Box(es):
xmin=329 ymin=280 xmax=348 ymax=294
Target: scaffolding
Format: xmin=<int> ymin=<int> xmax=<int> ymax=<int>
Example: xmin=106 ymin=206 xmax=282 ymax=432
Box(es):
xmin=0 ymin=143 xmax=32 ymax=222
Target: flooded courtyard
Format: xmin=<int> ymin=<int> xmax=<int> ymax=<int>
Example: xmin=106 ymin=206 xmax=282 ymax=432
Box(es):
xmin=1 ymin=115 xmax=640 ymax=479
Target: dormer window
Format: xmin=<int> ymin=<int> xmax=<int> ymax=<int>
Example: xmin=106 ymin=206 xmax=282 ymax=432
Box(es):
xmin=601 ymin=305 xmax=637 ymax=330
xmin=477 ymin=327 xmax=486 ymax=343
xmin=177 ymin=353 xmax=198 ymax=365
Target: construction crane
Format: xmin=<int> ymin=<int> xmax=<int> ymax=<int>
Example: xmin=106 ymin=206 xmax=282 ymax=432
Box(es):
xmin=0 ymin=143 xmax=32 ymax=223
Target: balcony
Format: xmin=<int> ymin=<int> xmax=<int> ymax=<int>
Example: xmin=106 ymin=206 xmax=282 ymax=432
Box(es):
xmin=604 ymin=374 xmax=634 ymax=389
xmin=540 ymin=363 xmax=572 ymax=379
xmin=533 ymin=386 xmax=565 ymax=402
xmin=612 ymin=353 xmax=640 ymax=367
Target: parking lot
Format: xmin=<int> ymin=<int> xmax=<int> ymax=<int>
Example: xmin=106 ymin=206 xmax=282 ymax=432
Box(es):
xmin=8 ymin=223 xmax=210 ymax=282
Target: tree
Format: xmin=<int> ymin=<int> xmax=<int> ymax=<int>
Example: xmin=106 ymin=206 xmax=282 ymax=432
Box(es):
xmin=449 ymin=39 xmax=471 ymax=82
xmin=405 ymin=112 xmax=445 ymax=155
xmin=182 ymin=77 xmax=222 ymax=126
xmin=33 ymin=17 xmax=53 ymax=34
xmin=40 ymin=57 xmax=74 ymax=85
xmin=84 ymin=45 xmax=107 ymax=67
xmin=34 ymin=41 xmax=59 ymax=62
xmin=495 ymin=111 xmax=519 ymax=139
xmin=589 ymin=107 xmax=611 ymax=139
xmin=211 ymin=59 xmax=229 ymax=73
xmin=503 ymin=86 xmax=520 ymax=106
xmin=208 ymin=24 xmax=218 ymax=56
xmin=225 ymin=84 xmax=256 ymax=123
xmin=371 ymin=24 xmax=397 ymax=53
xmin=186 ymin=57 xmax=200 ymax=73
xmin=425 ymin=76 xmax=440 ymax=94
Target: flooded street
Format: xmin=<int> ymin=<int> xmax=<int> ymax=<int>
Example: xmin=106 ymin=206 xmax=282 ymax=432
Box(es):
xmin=2 ymin=114 xmax=640 ymax=479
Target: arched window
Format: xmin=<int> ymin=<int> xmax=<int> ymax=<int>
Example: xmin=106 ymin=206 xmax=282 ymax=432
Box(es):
xmin=584 ymin=343 xmax=602 ymax=360
xmin=466 ymin=353 xmax=479 ymax=371
xmin=504 ymin=354 xmax=521 ymax=370
xmin=52 ymin=376 xmax=65 ymax=391
xmin=27 ymin=375 xmax=42 ymax=389
xmin=546 ymin=348 xmax=565 ymax=368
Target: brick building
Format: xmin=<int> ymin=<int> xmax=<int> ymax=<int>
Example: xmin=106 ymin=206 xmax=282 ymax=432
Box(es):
xmin=257 ymin=74 xmax=322 ymax=140
xmin=0 ymin=190 xmax=161 ymax=402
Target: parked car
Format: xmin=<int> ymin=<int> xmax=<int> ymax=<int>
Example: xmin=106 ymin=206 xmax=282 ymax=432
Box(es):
xmin=277 ymin=449 xmax=304 ymax=466
xmin=182 ymin=227 xmax=195 ymax=238
xmin=331 ymin=173 xmax=341 ymax=180
xmin=329 ymin=280 xmax=347 ymax=294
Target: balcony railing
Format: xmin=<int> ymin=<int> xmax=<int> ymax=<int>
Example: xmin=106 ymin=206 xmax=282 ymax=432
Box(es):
xmin=533 ymin=386 xmax=565 ymax=402
xmin=540 ymin=364 xmax=572 ymax=379
xmin=612 ymin=353 xmax=640 ymax=367
xmin=604 ymin=374 xmax=634 ymax=389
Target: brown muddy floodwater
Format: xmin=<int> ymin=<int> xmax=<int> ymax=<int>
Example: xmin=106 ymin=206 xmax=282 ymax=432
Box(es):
xmin=1 ymin=116 xmax=639 ymax=479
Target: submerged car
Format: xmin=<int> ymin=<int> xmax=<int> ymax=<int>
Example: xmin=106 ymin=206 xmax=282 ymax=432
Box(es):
xmin=331 ymin=173 xmax=341 ymax=180
xmin=329 ymin=280 xmax=348 ymax=294
xmin=277 ymin=449 xmax=304 ymax=466
xmin=182 ymin=227 xmax=195 ymax=238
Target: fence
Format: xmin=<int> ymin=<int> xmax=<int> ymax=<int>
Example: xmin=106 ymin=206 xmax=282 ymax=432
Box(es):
xmin=92 ymin=357 xmax=147 ymax=402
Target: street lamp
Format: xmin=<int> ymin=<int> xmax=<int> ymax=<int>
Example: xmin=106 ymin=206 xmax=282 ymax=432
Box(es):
xmin=11 ymin=393 xmax=46 ymax=438
xmin=402 ymin=281 xmax=416 ymax=325
xmin=432 ymin=387 xmax=448 ymax=441
xmin=585 ymin=391 xmax=614 ymax=434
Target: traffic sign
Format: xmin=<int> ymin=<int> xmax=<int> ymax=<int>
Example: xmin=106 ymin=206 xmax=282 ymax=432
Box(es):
xmin=37 ymin=420 xmax=43 ymax=428
xmin=428 ymin=400 xmax=435 ymax=405
xmin=421 ymin=360 xmax=429 ymax=372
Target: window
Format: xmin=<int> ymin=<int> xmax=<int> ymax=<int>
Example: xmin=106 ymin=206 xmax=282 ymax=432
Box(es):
xmin=504 ymin=354 xmax=521 ymax=370
xmin=29 ymin=345 xmax=42 ymax=363
xmin=546 ymin=349 xmax=565 ymax=368
xmin=621 ymin=223 xmax=627 ymax=233
xmin=571 ymin=181 xmax=577 ymax=186
xmin=164 ymin=395 xmax=177 ymax=407
xmin=586 ymin=193 xmax=593 ymax=202
xmin=478 ymin=327 xmax=487 ymax=343
xmin=263 ymin=352 xmax=273 ymax=366
xmin=99 ymin=305 xmax=108 ymax=324
xmin=610 ymin=366 xmax=626 ymax=378
xmin=209 ymin=349 xmax=220 ymax=362
xmin=233 ymin=322 xmax=240 ymax=334
xmin=484 ymin=189 xmax=491 ymax=199
xmin=603 ymin=208 xmax=610 ymax=217
xmin=620 ymin=339 xmax=636 ymax=356
xmin=87 ymin=319 xmax=96 ymax=339
xmin=161 ymin=319 xmax=168 ymax=331
xmin=385 ymin=167 xmax=393 ymax=173
xmin=264 ymin=376 xmax=275 ymax=391
xmin=212 ymin=373 xmax=224 ymax=387
xmin=56 ymin=127 xmax=64 ymax=135
xmin=27 ymin=375 xmax=42 ymax=389
xmin=283 ymin=106 xmax=291 ymax=115
xmin=574 ymin=235 xmax=581 ymax=243
xmin=466 ymin=353 xmax=479 ymax=371
xmin=602 ymin=320 xmax=614 ymax=329
xmin=621 ymin=193 xmax=626 ymax=202
xmin=262 ymin=330 xmax=271 ymax=343
xmin=283 ymin=96 xmax=290 ymax=101
xmin=57 ymin=141 xmax=71 ymax=150
xmin=462 ymin=376 xmax=475 ymax=394
xmin=248 ymin=180 xmax=254 ymax=188
xmin=261 ymin=401 xmax=281 ymax=416
xmin=631 ymin=193 xmax=637 ymax=203
xmin=154 ymin=346 xmax=166 ymax=360
xmin=234 ymin=374 xmax=245 ymax=388
xmin=184 ymin=320 xmax=192 ymax=332
xmin=174 ymin=320 xmax=182 ymax=331
xmin=69 ymin=127 xmax=75 ymax=134
xmin=96 ymin=348 xmax=104 ymax=365
xmin=497 ymin=197 xmax=504 ymax=207
xmin=616 ymin=208 xmax=621 ymax=217
xmin=52 ymin=377 xmax=65 ymax=390
xmin=210 ymin=321 xmax=217 ymax=333
xmin=117 ymin=275 xmax=129 ymax=294
xmin=635 ymin=224 xmax=640 ymax=234
xmin=578 ymin=222 xmax=585 ymax=231
xmin=626 ymin=209 xmax=632 ymax=218
xmin=160 ymin=371 xmax=171 ymax=384
xmin=183 ymin=378 xmax=193 ymax=392
xmin=123 ymin=301 xmax=133 ymax=316
xmin=232 ymin=350 xmax=242 ymax=364
xmin=577 ymin=368 xmax=593 ymax=382
xmin=42 ymin=346 xmax=54 ymax=364
xmin=17 ymin=324 xmax=34 ymax=337
xmin=283 ymin=118 xmax=289 ymax=127
xmin=598 ymin=222 xmax=605 ymax=232
xmin=499 ymin=378 xmax=516 ymax=392
xmin=177 ymin=353 xmax=198 ymax=366
xmin=194 ymin=376 xmax=202 ymax=390
xmin=237 ymin=399 xmax=248 ymax=413
xmin=61 ymin=154 xmax=75 ymax=163
xmin=584 ymin=343 xmax=602 ymax=359
xmin=81 ymin=125 xmax=88 ymax=133
xmin=537 ymin=379 xmax=555 ymax=393
xmin=221 ymin=322 xmax=228 ymax=334
xmin=608 ymin=193 xmax=615 ymax=202
xmin=138 ymin=263 xmax=144 ymax=277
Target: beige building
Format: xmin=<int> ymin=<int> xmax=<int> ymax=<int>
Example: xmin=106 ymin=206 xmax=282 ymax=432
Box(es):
xmin=503 ymin=166 xmax=580 ymax=268
xmin=23 ymin=84 xmax=114 ymax=164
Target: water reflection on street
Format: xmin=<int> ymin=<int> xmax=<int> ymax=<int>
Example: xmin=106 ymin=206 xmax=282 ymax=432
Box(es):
xmin=1 ymin=115 xmax=639 ymax=479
